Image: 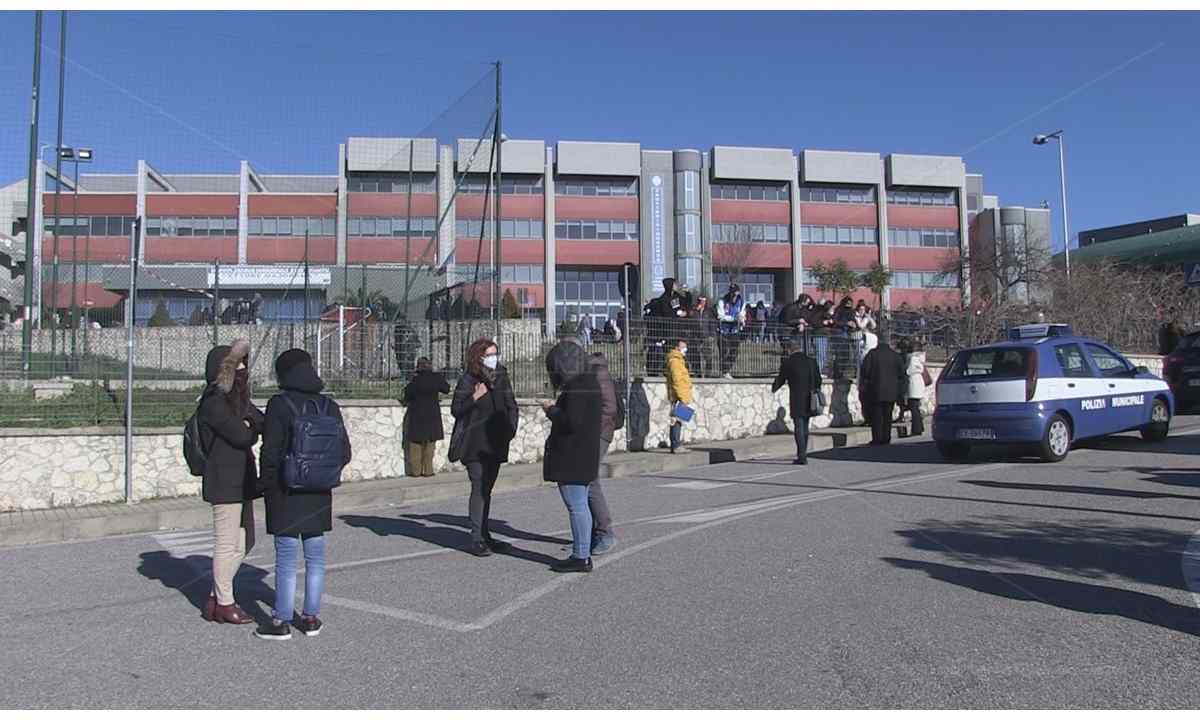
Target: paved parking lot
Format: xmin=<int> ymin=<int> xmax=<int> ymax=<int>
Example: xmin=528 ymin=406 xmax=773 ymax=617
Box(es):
xmin=4 ymin=419 xmax=1200 ymax=708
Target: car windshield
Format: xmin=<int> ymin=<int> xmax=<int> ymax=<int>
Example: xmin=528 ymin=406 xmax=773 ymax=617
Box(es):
xmin=945 ymin=347 xmax=1031 ymax=380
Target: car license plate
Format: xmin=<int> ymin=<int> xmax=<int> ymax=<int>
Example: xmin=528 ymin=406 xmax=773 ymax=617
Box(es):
xmin=956 ymin=428 xmax=995 ymax=440
xmin=1189 ymin=379 xmax=1200 ymax=387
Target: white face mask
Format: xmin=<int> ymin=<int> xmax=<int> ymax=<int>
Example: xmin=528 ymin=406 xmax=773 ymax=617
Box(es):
xmin=679 ymin=347 xmax=688 ymax=356
xmin=483 ymin=355 xmax=499 ymax=370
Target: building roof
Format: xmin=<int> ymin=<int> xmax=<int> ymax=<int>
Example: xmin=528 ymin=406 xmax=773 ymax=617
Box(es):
xmin=1067 ymin=224 xmax=1200 ymax=266
xmin=258 ymin=175 xmax=338 ymax=193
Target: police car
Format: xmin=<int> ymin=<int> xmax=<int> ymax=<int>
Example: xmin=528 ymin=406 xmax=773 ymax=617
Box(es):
xmin=932 ymin=324 xmax=1173 ymax=462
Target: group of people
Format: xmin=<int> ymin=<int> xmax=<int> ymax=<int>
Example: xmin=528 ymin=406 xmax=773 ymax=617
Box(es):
xmin=399 ymin=336 xmax=622 ymax=572
xmin=196 ymin=340 xmax=351 ymax=640
xmin=858 ymin=336 xmax=929 ymax=444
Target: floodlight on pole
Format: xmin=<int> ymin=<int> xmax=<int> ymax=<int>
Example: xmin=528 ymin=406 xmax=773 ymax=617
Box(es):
xmin=1032 ymin=130 xmax=1070 ymax=278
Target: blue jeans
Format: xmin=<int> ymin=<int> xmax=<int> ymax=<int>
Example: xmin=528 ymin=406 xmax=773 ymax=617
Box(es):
xmin=557 ymin=484 xmax=593 ymax=560
xmin=273 ymin=533 xmax=326 ymax=621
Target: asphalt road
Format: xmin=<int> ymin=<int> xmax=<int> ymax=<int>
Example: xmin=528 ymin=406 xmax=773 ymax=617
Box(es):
xmin=4 ymin=418 xmax=1200 ymax=709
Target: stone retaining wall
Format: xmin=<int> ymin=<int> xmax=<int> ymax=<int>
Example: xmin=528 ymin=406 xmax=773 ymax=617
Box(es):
xmin=0 ymin=368 xmax=949 ymax=512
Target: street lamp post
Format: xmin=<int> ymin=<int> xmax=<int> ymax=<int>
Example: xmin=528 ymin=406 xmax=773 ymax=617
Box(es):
xmin=1033 ymin=130 xmax=1071 ymax=278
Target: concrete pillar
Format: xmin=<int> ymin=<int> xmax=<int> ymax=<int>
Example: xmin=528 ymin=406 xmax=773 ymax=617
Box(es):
xmin=700 ymin=150 xmax=714 ymax=298
xmin=31 ymin=160 xmax=45 ymax=327
xmin=135 ymin=160 xmax=146 ymax=264
xmin=336 ymin=143 xmax=347 ymax=267
xmin=957 ymin=182 xmax=971 ymax=306
xmin=237 ymin=161 xmax=249 ymax=265
xmin=543 ymin=146 xmax=556 ymax=335
xmin=789 ymin=154 xmax=803 ymax=301
xmin=437 ymin=145 xmax=456 ymax=271
xmin=877 ymin=180 xmax=890 ymax=310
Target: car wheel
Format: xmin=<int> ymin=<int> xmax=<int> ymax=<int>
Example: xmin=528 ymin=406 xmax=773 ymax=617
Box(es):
xmin=1140 ymin=398 xmax=1171 ymax=442
xmin=1039 ymin=414 xmax=1071 ymax=462
xmin=937 ymin=441 xmax=971 ymax=462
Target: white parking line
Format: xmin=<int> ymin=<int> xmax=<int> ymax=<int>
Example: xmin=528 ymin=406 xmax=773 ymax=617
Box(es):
xmin=330 ymin=462 xmax=1002 ymax=632
xmin=659 ymin=480 xmax=735 ymax=491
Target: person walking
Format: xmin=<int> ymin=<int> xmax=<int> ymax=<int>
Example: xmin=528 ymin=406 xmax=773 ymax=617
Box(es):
xmin=542 ymin=340 xmax=603 ymax=573
xmin=664 ymin=337 xmax=694 ymax=453
xmin=255 ymin=349 xmax=352 ymax=640
xmin=198 ymin=338 xmax=263 ymax=625
xmin=771 ymin=340 xmax=822 ymax=465
xmin=902 ymin=340 xmax=927 ymax=435
xmin=449 ymin=338 xmax=520 ymax=557
xmin=402 ymin=357 xmax=450 ymax=477
xmin=859 ymin=334 xmax=903 ymax=445
xmin=716 ymin=283 xmax=746 ymax=379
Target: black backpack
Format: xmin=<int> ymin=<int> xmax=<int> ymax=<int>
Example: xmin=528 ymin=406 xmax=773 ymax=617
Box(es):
xmin=280 ymin=395 xmax=348 ymax=493
xmin=613 ymin=378 xmax=627 ymax=431
xmin=182 ymin=393 xmax=212 ymax=477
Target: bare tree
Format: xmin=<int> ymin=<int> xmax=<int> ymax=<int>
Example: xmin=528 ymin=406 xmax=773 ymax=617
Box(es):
xmin=710 ymin=223 xmax=770 ymax=294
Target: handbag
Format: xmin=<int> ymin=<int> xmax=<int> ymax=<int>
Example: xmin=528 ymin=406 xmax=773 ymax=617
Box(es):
xmin=447 ymin=408 xmax=470 ymax=463
xmin=809 ymin=389 xmax=827 ymax=416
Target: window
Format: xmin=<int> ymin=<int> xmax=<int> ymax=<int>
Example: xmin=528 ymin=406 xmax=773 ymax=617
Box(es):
xmin=887 ymin=227 xmax=958 ymax=248
xmin=348 ymin=173 xmax=436 ymax=194
xmin=554 ymin=177 xmax=638 ymax=197
xmin=1085 ymin=343 xmax=1130 ymax=377
xmin=887 ymin=189 xmax=957 ymax=206
xmin=800 ymin=225 xmax=877 ymax=246
xmin=555 ymin=268 xmax=623 ymax=325
xmin=799 ymin=185 xmax=876 ymax=204
xmin=712 ymin=222 xmax=791 ymax=244
xmin=711 ymin=182 xmax=789 ymax=202
xmin=1054 ymin=344 xmax=1092 ymax=378
xmin=946 ymin=348 xmax=1031 ymax=379
xmin=554 ymin=218 xmax=637 ymax=240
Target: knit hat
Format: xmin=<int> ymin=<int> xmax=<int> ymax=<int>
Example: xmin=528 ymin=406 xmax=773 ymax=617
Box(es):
xmin=275 ymin=348 xmax=312 ymax=378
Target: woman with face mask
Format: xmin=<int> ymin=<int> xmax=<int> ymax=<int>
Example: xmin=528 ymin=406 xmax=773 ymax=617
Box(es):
xmin=197 ymin=338 xmax=264 ymax=625
xmin=449 ymin=339 xmax=520 ymax=557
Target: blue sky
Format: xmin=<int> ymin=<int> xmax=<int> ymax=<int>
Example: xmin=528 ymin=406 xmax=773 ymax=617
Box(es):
xmin=1 ymin=10 xmax=1197 ymax=250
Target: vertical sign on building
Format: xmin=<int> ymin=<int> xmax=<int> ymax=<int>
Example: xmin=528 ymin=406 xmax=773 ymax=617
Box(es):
xmin=650 ymin=175 xmax=665 ymax=292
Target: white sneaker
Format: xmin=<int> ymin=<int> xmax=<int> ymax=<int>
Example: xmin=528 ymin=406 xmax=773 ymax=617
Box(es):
xmin=722 ymin=373 xmax=734 ymax=380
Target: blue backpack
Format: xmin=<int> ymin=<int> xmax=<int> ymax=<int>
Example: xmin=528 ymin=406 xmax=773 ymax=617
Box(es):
xmin=280 ymin=395 xmax=347 ymax=493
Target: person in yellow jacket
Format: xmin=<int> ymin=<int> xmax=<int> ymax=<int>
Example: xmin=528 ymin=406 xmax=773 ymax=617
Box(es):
xmin=663 ymin=338 xmax=693 ymax=453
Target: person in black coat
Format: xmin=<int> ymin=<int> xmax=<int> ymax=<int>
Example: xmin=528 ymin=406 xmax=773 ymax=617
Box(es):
xmin=859 ymin=336 xmax=904 ymax=445
xmin=403 ymin=357 xmax=450 ymax=478
xmin=198 ymin=338 xmax=264 ymax=625
xmin=542 ymin=339 xmax=602 ymax=573
xmin=449 ymin=338 xmax=520 ymax=557
xmin=771 ymin=341 xmax=822 ymax=464
xmin=255 ymin=348 xmax=351 ymax=641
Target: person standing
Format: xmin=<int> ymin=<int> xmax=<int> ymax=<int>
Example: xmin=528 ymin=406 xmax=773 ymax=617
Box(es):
xmin=449 ymin=338 xmax=520 ymax=557
xmin=664 ymin=337 xmax=694 ymax=453
xmin=859 ymin=335 xmax=903 ymax=445
xmin=903 ymin=340 xmax=927 ymax=436
xmin=771 ymin=341 xmax=822 ymax=465
xmin=542 ymin=340 xmax=603 ymax=573
xmin=256 ymin=349 xmax=352 ymax=640
xmin=717 ymin=283 xmax=746 ymax=379
xmin=588 ymin=349 xmax=619 ymax=554
xmin=198 ymin=338 xmax=263 ymax=625
xmin=402 ymin=357 xmax=450 ymax=477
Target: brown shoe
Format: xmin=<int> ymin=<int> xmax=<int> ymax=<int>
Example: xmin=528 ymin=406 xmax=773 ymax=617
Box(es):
xmin=213 ymin=603 xmax=255 ymax=625
xmin=202 ymin=594 xmax=218 ymax=622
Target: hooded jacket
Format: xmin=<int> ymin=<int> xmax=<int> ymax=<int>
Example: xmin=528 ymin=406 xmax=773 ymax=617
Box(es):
xmin=259 ymin=349 xmax=351 ymax=536
xmin=198 ymin=339 xmax=264 ymax=505
xmin=664 ymin=348 xmax=693 ymax=405
xmin=543 ymin=341 xmax=602 ymax=486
